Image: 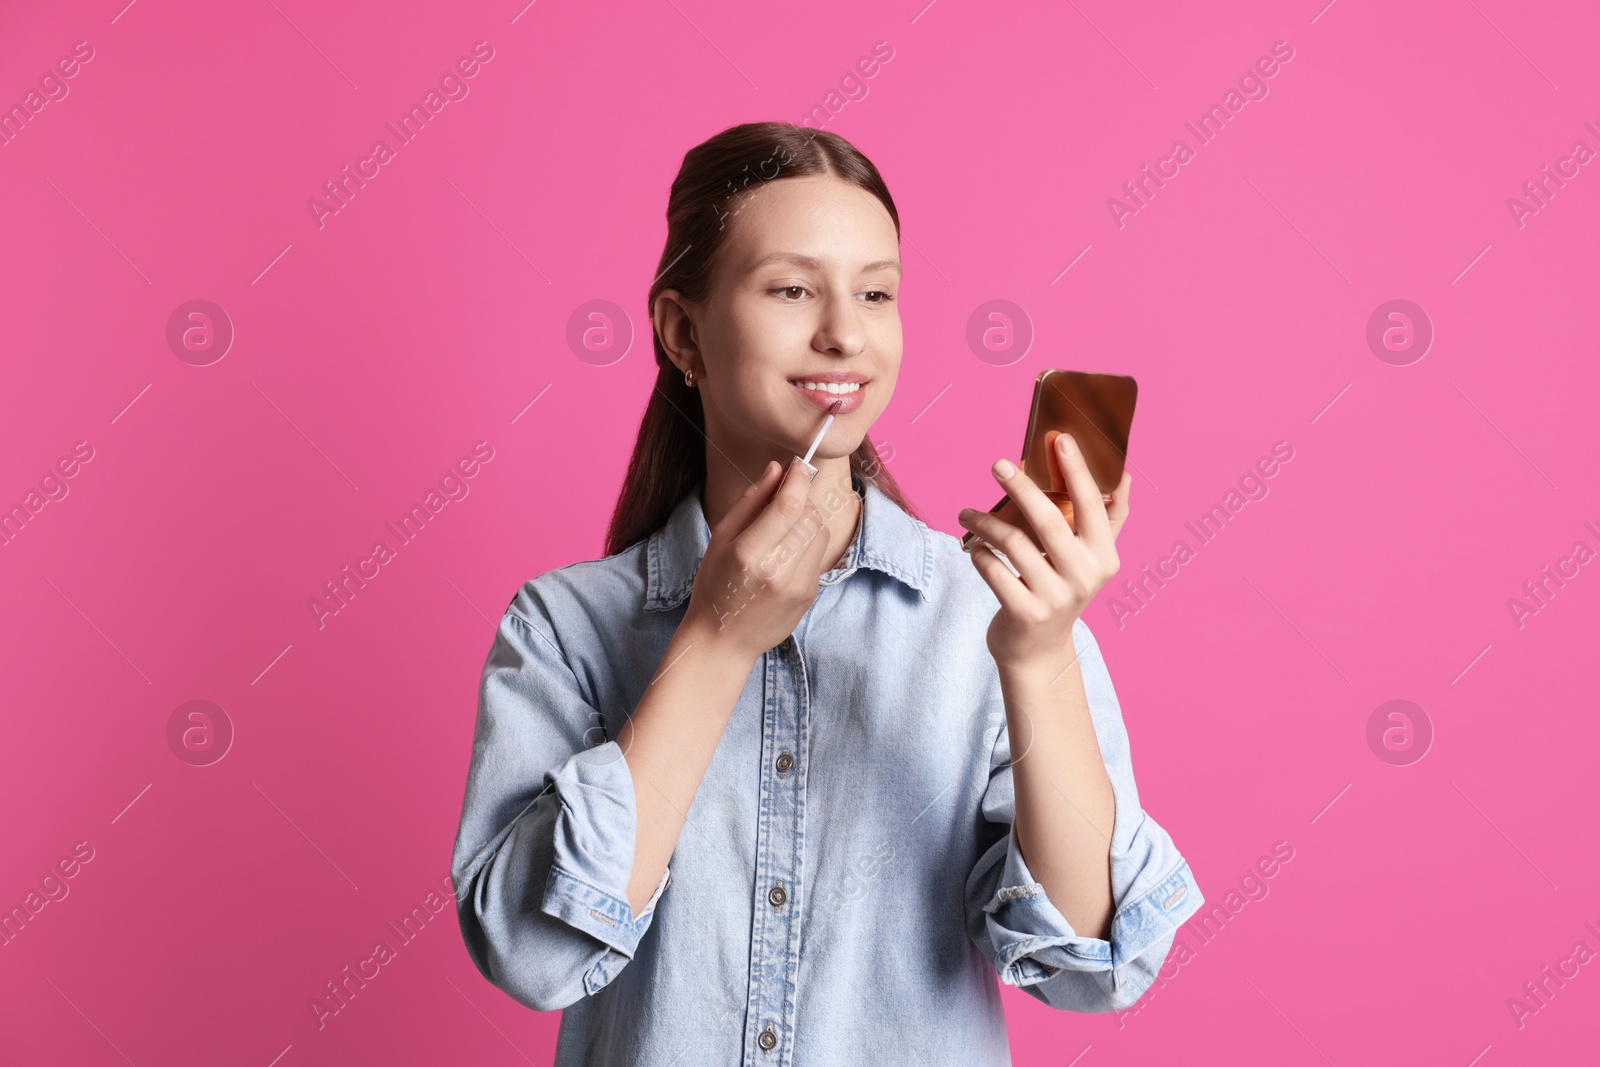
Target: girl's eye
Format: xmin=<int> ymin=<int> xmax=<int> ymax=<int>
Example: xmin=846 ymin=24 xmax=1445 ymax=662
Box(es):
xmin=769 ymin=286 xmax=896 ymax=303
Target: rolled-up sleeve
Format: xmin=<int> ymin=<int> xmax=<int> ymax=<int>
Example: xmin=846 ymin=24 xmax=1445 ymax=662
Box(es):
xmin=965 ymin=617 xmax=1203 ymax=1013
xmin=451 ymin=599 xmax=670 ymax=1012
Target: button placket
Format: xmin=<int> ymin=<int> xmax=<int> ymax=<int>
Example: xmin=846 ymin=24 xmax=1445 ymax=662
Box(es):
xmin=742 ymin=635 xmax=808 ymax=1066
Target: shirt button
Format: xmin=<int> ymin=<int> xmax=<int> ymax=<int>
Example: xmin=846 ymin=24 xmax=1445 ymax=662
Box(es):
xmin=775 ymin=752 xmax=793 ymax=775
xmin=758 ymin=1025 xmax=777 ymax=1051
xmin=768 ymin=882 xmax=787 ymax=907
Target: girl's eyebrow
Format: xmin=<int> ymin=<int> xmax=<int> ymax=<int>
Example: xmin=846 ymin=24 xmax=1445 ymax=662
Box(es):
xmin=748 ymin=251 xmax=902 ymax=276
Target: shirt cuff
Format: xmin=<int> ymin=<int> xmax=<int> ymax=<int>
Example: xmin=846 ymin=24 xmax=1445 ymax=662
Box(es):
xmin=538 ymin=740 xmax=671 ymax=959
xmin=982 ymin=824 xmax=1202 ymax=993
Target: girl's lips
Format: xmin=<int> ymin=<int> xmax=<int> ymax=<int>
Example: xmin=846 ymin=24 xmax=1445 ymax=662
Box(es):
xmin=791 ymin=381 xmax=866 ymax=414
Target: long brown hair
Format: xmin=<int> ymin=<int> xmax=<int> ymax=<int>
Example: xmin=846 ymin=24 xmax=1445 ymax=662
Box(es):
xmin=603 ymin=121 xmax=923 ymax=557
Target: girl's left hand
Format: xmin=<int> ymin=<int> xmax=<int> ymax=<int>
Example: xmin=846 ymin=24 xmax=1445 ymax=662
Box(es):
xmin=957 ymin=432 xmax=1131 ymax=672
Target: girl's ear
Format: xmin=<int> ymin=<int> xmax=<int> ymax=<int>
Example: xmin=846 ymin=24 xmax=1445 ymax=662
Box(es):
xmin=653 ymin=289 xmax=701 ymax=367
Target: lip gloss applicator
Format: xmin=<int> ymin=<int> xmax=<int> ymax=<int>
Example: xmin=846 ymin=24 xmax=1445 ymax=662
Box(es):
xmin=791 ymin=399 xmax=843 ymax=482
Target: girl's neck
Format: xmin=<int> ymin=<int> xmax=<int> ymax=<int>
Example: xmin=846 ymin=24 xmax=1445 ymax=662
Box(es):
xmin=701 ymin=456 xmax=862 ymax=575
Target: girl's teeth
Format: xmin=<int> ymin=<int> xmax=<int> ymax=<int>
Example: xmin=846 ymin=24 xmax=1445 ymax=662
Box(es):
xmin=796 ymin=382 xmax=861 ymax=394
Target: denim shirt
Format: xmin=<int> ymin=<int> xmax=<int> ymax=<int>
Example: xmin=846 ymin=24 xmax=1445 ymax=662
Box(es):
xmin=450 ymin=471 xmax=1204 ymax=1065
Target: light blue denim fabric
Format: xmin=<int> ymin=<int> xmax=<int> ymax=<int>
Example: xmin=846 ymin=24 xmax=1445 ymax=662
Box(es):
xmin=451 ymin=471 xmax=1204 ymax=1065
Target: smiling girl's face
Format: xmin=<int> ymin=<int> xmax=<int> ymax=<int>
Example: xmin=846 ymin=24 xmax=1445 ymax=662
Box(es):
xmin=678 ymin=174 xmax=903 ymax=468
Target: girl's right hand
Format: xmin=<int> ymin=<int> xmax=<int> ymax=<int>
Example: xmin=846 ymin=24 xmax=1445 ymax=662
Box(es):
xmin=681 ymin=458 xmax=834 ymax=664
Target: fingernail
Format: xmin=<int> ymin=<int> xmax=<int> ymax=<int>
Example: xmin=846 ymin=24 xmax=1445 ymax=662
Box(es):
xmin=1058 ymin=434 xmax=1076 ymax=456
xmin=958 ymin=508 xmax=973 ymax=520
xmin=993 ymin=458 xmax=1016 ymax=479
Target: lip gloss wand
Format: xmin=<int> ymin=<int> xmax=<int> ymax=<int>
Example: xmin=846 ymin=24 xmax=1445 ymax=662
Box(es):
xmin=790 ymin=399 xmax=843 ymax=482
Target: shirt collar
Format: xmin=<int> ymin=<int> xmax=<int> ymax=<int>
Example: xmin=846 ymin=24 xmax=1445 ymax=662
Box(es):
xmin=645 ymin=470 xmax=933 ymax=612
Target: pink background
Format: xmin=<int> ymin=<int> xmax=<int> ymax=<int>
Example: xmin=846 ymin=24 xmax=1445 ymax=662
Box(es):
xmin=2 ymin=0 xmax=1597 ymax=1063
